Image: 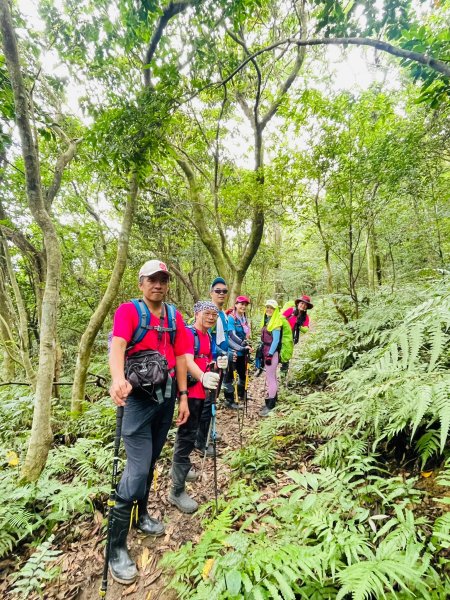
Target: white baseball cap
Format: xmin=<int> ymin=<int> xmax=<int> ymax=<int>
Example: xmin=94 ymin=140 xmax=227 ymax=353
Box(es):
xmin=265 ymin=299 xmax=278 ymax=309
xmin=138 ymin=259 xmax=171 ymax=279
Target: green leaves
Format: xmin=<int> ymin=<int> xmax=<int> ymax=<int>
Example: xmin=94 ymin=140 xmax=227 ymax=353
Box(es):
xmin=11 ymin=535 xmax=61 ymax=599
xmin=225 ymin=569 xmax=242 ymax=595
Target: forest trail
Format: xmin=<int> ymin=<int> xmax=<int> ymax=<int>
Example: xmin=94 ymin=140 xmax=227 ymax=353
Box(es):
xmin=47 ymin=374 xmax=267 ymax=600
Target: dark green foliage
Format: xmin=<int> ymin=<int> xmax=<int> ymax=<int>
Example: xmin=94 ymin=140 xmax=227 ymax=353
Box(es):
xmin=87 ymin=88 xmax=176 ymax=173
xmin=161 ymin=279 xmax=450 ymax=599
xmin=228 ymin=445 xmax=277 ymax=483
xmin=312 ymin=0 xmax=417 ymax=38
xmin=0 ymin=396 xmax=114 ymax=559
xmin=11 ymin=534 xmax=61 ymax=598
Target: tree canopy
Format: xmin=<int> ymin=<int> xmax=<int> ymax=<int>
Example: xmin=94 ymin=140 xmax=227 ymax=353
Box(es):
xmin=0 ymin=0 xmax=449 ymax=597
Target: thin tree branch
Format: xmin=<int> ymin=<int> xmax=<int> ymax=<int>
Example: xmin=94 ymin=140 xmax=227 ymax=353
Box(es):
xmin=169 ymin=262 xmax=200 ymax=302
xmin=227 ymin=28 xmax=263 ymax=125
xmin=143 ymin=0 xmax=195 ymax=88
xmin=217 ymin=35 xmax=450 ymax=87
xmin=45 ymin=138 xmax=80 ymax=210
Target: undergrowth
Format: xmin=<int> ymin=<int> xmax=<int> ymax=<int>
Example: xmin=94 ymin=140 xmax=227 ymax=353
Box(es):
xmin=0 ymin=395 xmax=114 ymax=561
xmin=161 ymin=280 xmax=450 ymax=599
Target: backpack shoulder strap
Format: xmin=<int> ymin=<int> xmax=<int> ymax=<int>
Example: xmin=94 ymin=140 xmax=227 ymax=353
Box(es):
xmin=130 ymin=298 xmax=151 ymax=348
xmin=165 ymin=303 xmax=177 ymax=345
xmin=221 ymin=311 xmax=229 ymax=332
xmin=129 ymin=300 xmax=177 ymax=350
xmin=187 ymin=325 xmax=200 ymax=357
xmin=187 ymin=325 xmax=211 ymax=359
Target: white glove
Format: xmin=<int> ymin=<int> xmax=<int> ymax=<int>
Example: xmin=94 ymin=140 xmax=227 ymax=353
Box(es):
xmin=201 ymin=371 xmax=220 ymax=390
xmin=217 ymin=355 xmax=228 ymax=370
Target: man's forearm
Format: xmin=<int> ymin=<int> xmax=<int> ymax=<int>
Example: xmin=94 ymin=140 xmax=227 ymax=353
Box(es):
xmin=175 ymin=354 xmax=188 ymax=390
xmin=186 ymin=355 xmax=204 ymax=382
xmin=109 ymin=338 xmax=127 ymax=381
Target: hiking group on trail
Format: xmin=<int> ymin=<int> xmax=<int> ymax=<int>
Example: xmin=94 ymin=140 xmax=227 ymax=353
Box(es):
xmin=104 ymin=259 xmax=313 ymax=588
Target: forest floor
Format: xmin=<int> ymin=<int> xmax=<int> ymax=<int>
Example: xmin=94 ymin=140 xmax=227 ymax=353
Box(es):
xmin=43 ymin=373 xmax=269 ymax=600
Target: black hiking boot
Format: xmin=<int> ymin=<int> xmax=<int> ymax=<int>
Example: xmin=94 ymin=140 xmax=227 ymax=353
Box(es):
xmin=108 ymin=497 xmax=138 ymax=585
xmin=136 ymin=491 xmax=165 ymax=537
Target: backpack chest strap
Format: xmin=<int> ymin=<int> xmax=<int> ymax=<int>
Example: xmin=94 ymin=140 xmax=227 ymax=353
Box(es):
xmin=144 ymin=324 xmax=176 ymax=333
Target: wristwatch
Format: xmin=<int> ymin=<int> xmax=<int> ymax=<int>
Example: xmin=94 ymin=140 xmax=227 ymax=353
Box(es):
xmin=178 ymin=390 xmax=188 ymax=397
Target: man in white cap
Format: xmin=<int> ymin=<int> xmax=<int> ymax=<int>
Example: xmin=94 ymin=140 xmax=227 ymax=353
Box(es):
xmin=108 ymin=259 xmax=190 ymax=585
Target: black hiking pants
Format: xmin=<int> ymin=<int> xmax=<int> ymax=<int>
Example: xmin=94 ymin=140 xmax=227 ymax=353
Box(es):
xmin=223 ymin=355 xmax=246 ymax=400
xmin=117 ymin=384 xmax=176 ymax=502
xmin=173 ymin=397 xmax=204 ymax=469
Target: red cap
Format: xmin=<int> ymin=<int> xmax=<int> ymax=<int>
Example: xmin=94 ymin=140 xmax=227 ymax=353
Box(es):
xmin=235 ymin=295 xmax=250 ymax=304
xmin=295 ymin=295 xmax=313 ymax=308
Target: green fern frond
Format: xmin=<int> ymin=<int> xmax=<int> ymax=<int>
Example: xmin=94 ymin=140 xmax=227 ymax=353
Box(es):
xmin=427 ymin=320 xmax=446 ymax=371
xmin=336 ymin=546 xmax=429 ymax=600
xmin=411 ymin=384 xmax=433 ymax=439
xmin=407 ymin=322 xmax=424 ymax=370
xmin=431 ymin=512 xmax=450 ymax=550
xmin=11 ymin=534 xmax=61 ymax=599
xmin=433 ymin=380 xmax=450 ymax=452
xmin=415 ymin=429 xmax=441 ymax=469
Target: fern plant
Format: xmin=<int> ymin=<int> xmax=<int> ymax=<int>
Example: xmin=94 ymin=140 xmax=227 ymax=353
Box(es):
xmin=227 ymin=445 xmax=277 ymax=483
xmin=11 ymin=535 xmax=61 ymax=598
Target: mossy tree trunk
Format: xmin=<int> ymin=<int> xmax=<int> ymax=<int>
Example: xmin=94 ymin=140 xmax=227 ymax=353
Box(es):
xmin=1 ymin=0 xmax=78 ymax=481
xmin=70 ymin=175 xmax=138 ymax=414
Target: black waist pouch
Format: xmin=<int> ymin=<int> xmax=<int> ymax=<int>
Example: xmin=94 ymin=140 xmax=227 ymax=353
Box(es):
xmin=125 ymin=350 xmax=172 ymax=404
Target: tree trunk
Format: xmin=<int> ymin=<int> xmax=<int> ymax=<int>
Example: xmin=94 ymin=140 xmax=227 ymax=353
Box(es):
xmin=176 ymin=157 xmax=230 ymax=278
xmin=325 ymin=246 xmax=348 ymax=324
xmin=1 ymin=240 xmax=36 ymax=385
xmin=1 ymin=0 xmax=73 ymax=481
xmin=273 ymin=221 xmax=283 ymax=303
xmin=367 ymin=223 xmax=382 ymax=289
xmin=21 ymin=228 xmax=61 ymax=481
xmin=348 ymin=220 xmax=359 ymax=319
xmin=71 ymin=174 xmax=138 ymax=414
xmin=0 ymin=277 xmax=16 ymax=380
xmin=367 ymin=230 xmax=374 ymax=291
xmin=313 ymin=184 xmax=348 ymax=324
xmin=52 ymin=339 xmax=62 ymax=399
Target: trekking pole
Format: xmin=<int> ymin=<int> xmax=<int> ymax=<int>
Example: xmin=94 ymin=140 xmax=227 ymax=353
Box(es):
xmin=99 ymin=405 xmax=124 ymax=598
xmin=233 ymin=366 xmax=243 ymax=446
xmin=243 ymin=352 xmax=250 ymax=418
xmin=200 ymin=369 xmax=223 ymax=510
xmin=211 ymin=378 xmax=220 ymax=513
xmin=200 ymin=368 xmax=223 ymax=479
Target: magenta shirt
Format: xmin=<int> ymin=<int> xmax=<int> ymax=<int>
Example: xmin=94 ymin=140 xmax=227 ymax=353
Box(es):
xmin=112 ymin=302 xmax=190 ymax=371
xmin=283 ymin=307 xmax=310 ymax=331
xmin=186 ymin=328 xmax=212 ymax=400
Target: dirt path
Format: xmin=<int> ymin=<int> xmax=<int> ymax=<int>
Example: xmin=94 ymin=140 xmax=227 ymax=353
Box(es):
xmin=45 ymin=375 xmax=267 ymax=600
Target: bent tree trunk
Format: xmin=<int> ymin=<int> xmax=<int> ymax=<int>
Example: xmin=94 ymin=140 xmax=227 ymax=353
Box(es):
xmin=1 ymin=0 xmax=76 ymax=481
xmin=22 ymin=231 xmax=61 ymax=481
xmin=70 ymin=174 xmax=138 ymax=414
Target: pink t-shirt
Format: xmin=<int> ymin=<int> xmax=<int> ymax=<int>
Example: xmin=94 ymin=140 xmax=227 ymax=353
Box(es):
xmin=186 ymin=328 xmax=212 ymax=400
xmin=112 ymin=302 xmax=190 ymax=371
xmin=283 ymin=307 xmax=310 ymax=331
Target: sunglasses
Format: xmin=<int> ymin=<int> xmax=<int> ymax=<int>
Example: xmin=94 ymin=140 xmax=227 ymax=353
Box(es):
xmin=213 ymin=288 xmax=228 ymax=294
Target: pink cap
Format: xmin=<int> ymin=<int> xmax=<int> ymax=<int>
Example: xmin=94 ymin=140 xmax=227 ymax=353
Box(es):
xmin=235 ymin=295 xmax=250 ymax=304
